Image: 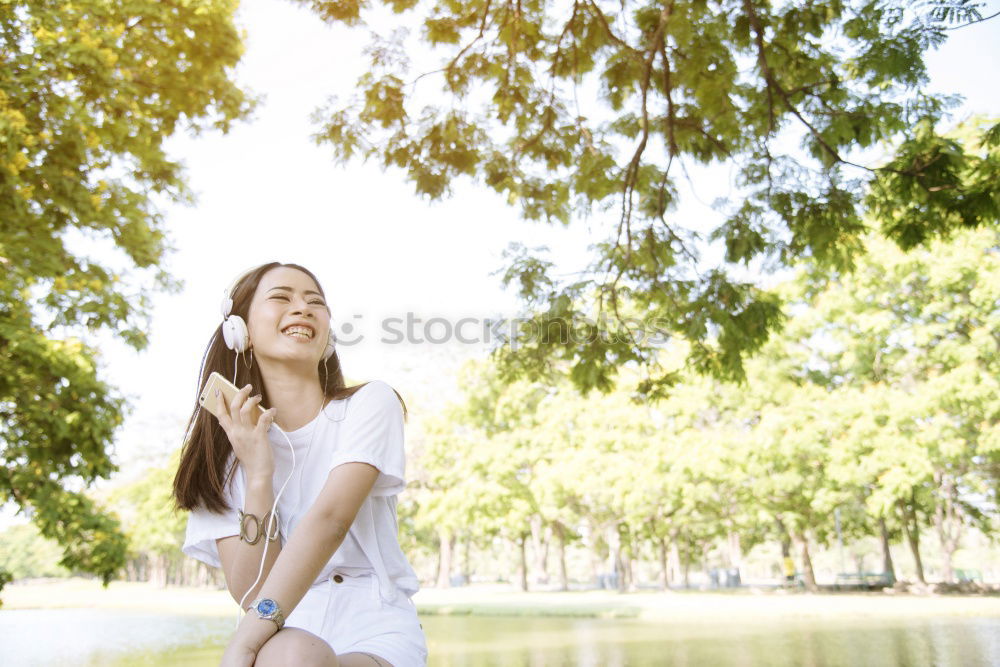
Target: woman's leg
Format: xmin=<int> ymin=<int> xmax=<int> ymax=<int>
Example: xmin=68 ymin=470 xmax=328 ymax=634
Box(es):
xmin=338 ymin=653 xmax=394 ymax=667
xmin=254 ymin=628 xmax=339 ymax=666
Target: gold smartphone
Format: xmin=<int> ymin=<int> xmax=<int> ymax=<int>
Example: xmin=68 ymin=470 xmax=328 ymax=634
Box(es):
xmin=198 ymin=371 xmax=265 ymax=426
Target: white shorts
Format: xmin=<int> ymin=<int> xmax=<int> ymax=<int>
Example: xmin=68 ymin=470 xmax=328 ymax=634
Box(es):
xmin=284 ymin=571 xmax=428 ymax=667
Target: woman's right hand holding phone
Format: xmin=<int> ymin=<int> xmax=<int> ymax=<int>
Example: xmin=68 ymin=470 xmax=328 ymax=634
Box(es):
xmin=215 ymin=384 xmax=277 ymax=481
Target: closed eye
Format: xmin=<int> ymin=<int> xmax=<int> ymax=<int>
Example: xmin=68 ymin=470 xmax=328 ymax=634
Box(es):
xmin=269 ymin=294 xmax=326 ymax=306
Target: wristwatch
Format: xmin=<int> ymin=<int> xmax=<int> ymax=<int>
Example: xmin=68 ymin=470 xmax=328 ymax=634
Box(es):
xmin=248 ymin=597 xmax=285 ymax=630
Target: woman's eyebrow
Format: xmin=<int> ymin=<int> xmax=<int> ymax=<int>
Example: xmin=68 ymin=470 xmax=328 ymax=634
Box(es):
xmin=267 ymin=286 xmax=324 ymax=298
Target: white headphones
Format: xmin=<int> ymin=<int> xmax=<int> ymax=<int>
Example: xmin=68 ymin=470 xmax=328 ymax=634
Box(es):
xmin=220 ymin=266 xmax=337 ymax=361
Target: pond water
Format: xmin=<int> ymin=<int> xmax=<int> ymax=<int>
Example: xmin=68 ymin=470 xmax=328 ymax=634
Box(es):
xmin=1 ymin=608 xmax=998 ymax=666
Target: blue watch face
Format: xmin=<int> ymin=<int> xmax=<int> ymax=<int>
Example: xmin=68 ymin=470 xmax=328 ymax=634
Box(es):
xmin=256 ymin=599 xmax=277 ymax=616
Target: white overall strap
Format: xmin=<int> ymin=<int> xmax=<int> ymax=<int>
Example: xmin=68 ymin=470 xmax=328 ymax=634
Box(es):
xmin=353 ymin=497 xmax=398 ymax=606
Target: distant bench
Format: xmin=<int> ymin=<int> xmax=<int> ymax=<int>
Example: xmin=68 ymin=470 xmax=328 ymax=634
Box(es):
xmin=954 ymin=569 xmax=983 ymax=583
xmin=834 ymin=572 xmax=894 ymax=591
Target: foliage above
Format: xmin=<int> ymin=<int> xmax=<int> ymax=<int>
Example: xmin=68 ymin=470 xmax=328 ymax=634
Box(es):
xmin=301 ymin=0 xmax=1000 ymax=395
xmin=0 ymin=0 xmax=252 ymax=594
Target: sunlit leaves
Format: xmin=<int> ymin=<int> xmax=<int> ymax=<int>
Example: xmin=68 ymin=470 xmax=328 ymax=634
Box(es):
xmin=870 ymin=118 xmax=1000 ymax=250
xmin=1 ymin=0 xmax=252 ymax=597
xmin=303 ymin=0 xmax=1000 ymax=394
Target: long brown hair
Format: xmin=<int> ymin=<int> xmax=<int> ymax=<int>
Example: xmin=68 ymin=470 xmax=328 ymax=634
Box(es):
xmin=172 ymin=262 xmax=407 ymax=513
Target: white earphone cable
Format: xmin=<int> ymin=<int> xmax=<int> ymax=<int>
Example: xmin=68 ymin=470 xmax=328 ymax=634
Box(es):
xmin=230 ymin=360 xmax=299 ymax=628
xmin=235 ymin=420 xmax=295 ymax=628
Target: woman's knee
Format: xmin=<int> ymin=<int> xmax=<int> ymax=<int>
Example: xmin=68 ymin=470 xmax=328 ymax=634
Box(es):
xmin=254 ymin=627 xmax=338 ymax=667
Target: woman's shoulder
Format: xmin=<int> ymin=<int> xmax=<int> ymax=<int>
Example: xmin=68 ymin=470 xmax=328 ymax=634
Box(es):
xmin=344 ymin=380 xmax=407 ymax=422
xmin=350 ymin=380 xmax=400 ymax=408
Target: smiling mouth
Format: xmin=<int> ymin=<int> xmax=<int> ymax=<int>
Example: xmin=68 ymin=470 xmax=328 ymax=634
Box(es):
xmin=281 ymin=326 xmax=314 ymax=340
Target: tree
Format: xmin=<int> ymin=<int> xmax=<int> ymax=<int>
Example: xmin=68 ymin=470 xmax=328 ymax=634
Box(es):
xmin=795 ymin=228 xmax=1000 ymax=583
xmin=0 ymin=522 xmax=70 ymax=580
xmin=1 ymin=0 xmax=253 ymax=598
xmin=407 ymin=413 xmax=486 ymax=587
xmin=301 ymin=0 xmax=999 ymax=395
xmin=107 ymin=463 xmax=189 ymax=587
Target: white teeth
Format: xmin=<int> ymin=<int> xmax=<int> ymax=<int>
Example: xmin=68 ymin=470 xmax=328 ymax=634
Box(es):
xmin=282 ymin=326 xmax=313 ymax=339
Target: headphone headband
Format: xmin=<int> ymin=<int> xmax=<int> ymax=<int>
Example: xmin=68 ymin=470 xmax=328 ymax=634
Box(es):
xmin=221 ymin=265 xmax=265 ymax=319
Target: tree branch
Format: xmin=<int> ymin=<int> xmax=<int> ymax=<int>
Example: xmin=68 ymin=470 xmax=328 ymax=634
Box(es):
xmin=584 ymin=0 xmax=643 ymax=60
xmin=942 ymin=9 xmax=1000 ymax=29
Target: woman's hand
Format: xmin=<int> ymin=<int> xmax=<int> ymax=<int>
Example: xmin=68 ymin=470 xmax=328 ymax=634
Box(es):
xmin=219 ymin=643 xmax=256 ymax=667
xmin=219 ymin=612 xmax=277 ymax=667
xmin=216 ymin=384 xmax=277 ymax=481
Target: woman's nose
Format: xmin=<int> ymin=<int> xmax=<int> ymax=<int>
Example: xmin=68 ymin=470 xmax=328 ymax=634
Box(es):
xmin=289 ymin=302 xmax=315 ymax=316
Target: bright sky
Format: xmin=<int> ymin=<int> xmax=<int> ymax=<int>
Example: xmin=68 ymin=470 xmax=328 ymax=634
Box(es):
xmin=11 ymin=1 xmax=1000 ymax=513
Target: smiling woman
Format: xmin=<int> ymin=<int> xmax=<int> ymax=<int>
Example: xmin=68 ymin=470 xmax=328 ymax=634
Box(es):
xmin=171 ymin=263 xmax=426 ymax=667
xmin=248 ymin=270 xmax=334 ymax=373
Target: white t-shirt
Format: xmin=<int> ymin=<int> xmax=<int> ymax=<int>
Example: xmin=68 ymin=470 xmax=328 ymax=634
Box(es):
xmin=182 ymin=380 xmax=420 ymax=603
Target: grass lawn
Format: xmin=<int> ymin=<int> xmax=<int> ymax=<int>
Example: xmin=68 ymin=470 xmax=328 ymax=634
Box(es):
xmin=4 ymin=578 xmax=1000 ymax=622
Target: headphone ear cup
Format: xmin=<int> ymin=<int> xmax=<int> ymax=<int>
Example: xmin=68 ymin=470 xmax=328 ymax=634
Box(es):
xmin=323 ymin=328 xmax=336 ymax=361
xmin=222 ymin=315 xmax=249 ymax=353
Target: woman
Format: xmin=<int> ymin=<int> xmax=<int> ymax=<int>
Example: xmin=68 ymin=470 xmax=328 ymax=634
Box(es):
xmin=173 ymin=262 xmax=427 ymax=667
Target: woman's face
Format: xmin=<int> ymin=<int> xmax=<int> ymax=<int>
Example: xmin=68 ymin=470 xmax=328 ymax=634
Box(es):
xmin=246 ymin=266 xmax=331 ymax=366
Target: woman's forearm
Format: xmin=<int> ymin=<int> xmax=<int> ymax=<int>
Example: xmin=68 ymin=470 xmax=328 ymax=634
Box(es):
xmin=223 ymin=462 xmax=382 ymax=661
xmin=259 ymin=503 xmax=348 ymax=612
xmin=234 ymin=502 xmax=348 ymax=645
xmin=228 ymin=476 xmax=282 ymax=606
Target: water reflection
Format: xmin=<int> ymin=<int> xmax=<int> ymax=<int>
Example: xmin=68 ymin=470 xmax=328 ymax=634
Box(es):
xmin=1 ymin=609 xmax=997 ymax=666
xmin=422 ymin=615 xmax=1000 ymax=666
xmin=0 ymin=608 xmax=232 ymax=666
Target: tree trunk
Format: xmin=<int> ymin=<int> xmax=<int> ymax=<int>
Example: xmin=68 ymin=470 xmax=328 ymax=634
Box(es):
xmin=589 ymin=543 xmax=602 ymax=587
xmin=898 ymin=498 xmax=926 ymax=584
xmin=776 ymin=516 xmax=795 ymax=585
xmin=623 ymin=548 xmax=634 ymax=592
xmin=670 ymin=538 xmax=683 ymax=587
xmin=585 ymin=520 xmax=603 ymax=587
xmin=529 ymin=515 xmax=549 ymax=585
xmin=553 ymin=522 xmax=569 ymax=591
xmin=611 ymin=527 xmax=626 ymax=593
xmin=727 ymin=530 xmax=743 ymax=570
xmin=932 ymin=470 xmax=960 ymax=584
xmin=541 ymin=533 xmax=550 ymax=585
xmin=152 ymin=553 xmax=168 ymax=588
xmin=658 ymin=536 xmax=670 ymax=591
xmin=433 ymin=538 xmax=442 ymax=588
xmin=517 ymin=534 xmax=529 ymax=592
xmin=436 ymin=529 xmax=453 ymax=588
xmin=878 ymin=517 xmax=896 ymax=585
xmin=200 ymin=560 xmax=213 ymax=587
xmin=605 ymin=523 xmax=623 ymax=591
xmin=462 ymin=534 xmax=471 ymax=583
xmin=727 ymin=530 xmax=742 ymax=588
xmin=794 ymin=532 xmax=818 ymax=592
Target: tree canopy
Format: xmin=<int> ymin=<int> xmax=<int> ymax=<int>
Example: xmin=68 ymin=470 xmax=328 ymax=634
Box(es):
xmin=302 ymin=0 xmax=1000 ymax=396
xmin=404 ymin=227 xmax=998 ymax=591
xmin=0 ymin=0 xmax=252 ymax=596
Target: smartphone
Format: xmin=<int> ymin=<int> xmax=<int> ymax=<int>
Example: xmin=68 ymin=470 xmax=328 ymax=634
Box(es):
xmin=199 ymin=371 xmax=266 ymax=426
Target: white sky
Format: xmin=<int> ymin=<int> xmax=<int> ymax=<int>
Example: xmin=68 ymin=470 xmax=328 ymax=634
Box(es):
xmin=6 ymin=1 xmax=1000 ymax=523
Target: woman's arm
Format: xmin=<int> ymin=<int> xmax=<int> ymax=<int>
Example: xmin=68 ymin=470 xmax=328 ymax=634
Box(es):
xmin=216 ymin=475 xmax=281 ymax=606
xmin=213 ymin=384 xmax=282 ymax=606
xmin=220 ymin=461 xmax=381 ymax=664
